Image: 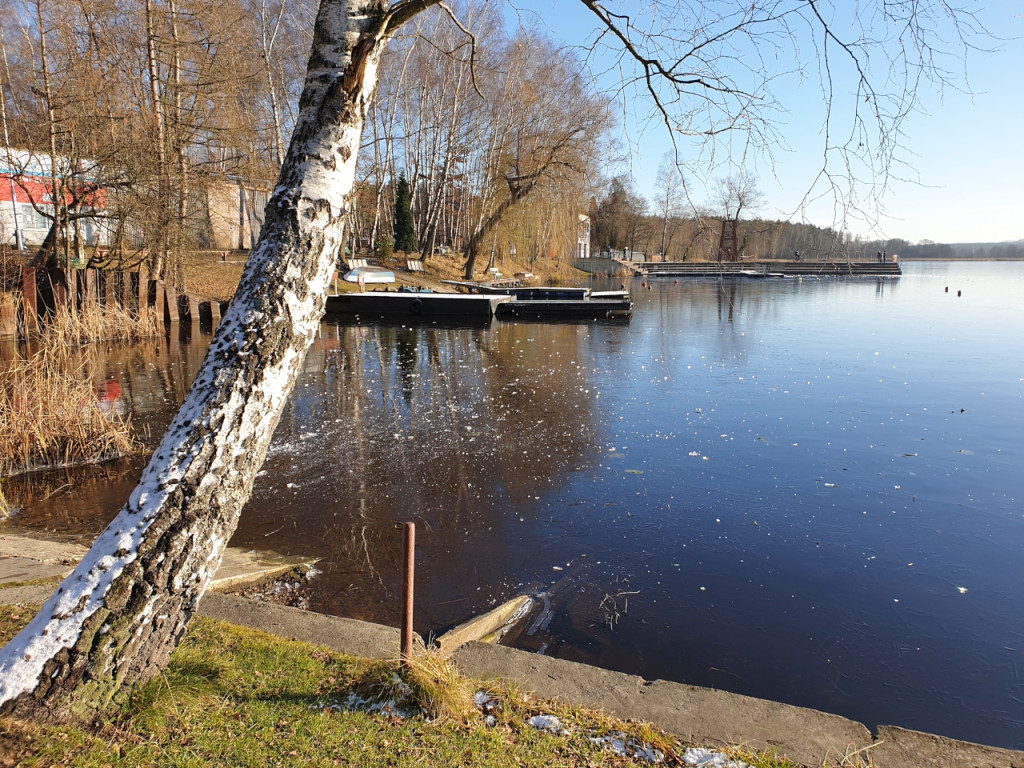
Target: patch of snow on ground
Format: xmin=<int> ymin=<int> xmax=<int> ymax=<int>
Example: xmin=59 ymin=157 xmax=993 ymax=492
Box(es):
xmin=681 ymin=747 xmax=748 ymax=767
xmin=590 ymin=731 xmax=665 ymax=763
xmin=527 ymin=714 xmax=564 ymax=733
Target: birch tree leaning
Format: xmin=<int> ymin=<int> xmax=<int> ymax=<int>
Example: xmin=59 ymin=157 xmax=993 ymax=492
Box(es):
xmin=0 ymin=0 xmax=980 ymax=721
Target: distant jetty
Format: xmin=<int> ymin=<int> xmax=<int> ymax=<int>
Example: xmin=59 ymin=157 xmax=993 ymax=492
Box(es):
xmin=615 ymin=259 xmax=901 ymax=277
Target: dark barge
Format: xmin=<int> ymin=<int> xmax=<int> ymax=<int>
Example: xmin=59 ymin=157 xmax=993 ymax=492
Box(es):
xmin=325 ymin=291 xmax=508 ymax=317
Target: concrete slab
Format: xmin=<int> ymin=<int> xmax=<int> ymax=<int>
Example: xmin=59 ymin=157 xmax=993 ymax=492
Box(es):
xmin=0 ymin=556 xmax=70 ymax=585
xmin=452 ymin=641 xmax=872 ymax=768
xmin=0 ymin=535 xmax=88 ymax=565
xmin=207 ymin=549 xmax=318 ymax=592
xmin=435 ymin=595 xmax=532 ymax=656
xmin=0 ymin=534 xmax=316 ymax=595
xmin=198 ymin=593 xmax=417 ymax=661
xmin=870 ymin=726 xmax=1024 ymax=768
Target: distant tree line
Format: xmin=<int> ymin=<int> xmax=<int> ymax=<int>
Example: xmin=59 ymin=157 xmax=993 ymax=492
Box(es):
xmin=585 ymin=175 xmax=883 ymax=262
xmin=898 ymin=241 xmax=1024 ymax=259
xmin=585 ymin=174 xmax=1020 ymax=262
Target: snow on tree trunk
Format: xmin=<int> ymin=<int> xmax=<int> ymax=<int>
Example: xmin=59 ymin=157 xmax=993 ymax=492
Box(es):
xmin=0 ymin=0 xmax=398 ymax=721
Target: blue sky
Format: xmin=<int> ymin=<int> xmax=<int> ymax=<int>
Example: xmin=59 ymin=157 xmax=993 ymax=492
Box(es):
xmin=504 ymin=1 xmax=1024 ymax=245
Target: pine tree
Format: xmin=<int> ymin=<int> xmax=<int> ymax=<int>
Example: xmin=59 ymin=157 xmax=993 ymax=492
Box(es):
xmin=393 ymin=172 xmax=417 ymax=253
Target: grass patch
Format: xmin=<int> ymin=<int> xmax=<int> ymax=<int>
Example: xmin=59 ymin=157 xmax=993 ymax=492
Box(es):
xmin=0 ymin=606 xmax=798 ymax=768
xmin=0 ymin=576 xmax=62 ymax=591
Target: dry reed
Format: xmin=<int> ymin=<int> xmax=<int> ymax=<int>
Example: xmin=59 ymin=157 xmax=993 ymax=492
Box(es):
xmin=43 ymin=300 xmax=161 ymax=347
xmin=0 ymin=345 xmax=137 ymax=479
xmin=0 ymin=299 xmax=157 ymax=488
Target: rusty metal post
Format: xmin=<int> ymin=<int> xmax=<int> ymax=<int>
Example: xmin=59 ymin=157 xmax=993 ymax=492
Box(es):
xmin=401 ymin=522 xmax=415 ymax=670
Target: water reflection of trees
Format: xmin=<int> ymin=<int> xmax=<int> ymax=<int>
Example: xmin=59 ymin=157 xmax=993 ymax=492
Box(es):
xmin=2 ymin=460 xmax=141 ymax=531
xmin=1 ymin=328 xmax=216 ymax=532
xmin=234 ymin=319 xmax=603 ymax=631
xmin=6 ymin=319 xmax=605 ymax=632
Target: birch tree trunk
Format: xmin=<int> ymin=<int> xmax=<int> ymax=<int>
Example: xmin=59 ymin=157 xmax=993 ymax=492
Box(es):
xmin=145 ymin=0 xmax=169 ymax=280
xmin=0 ymin=0 xmax=426 ymax=721
xmin=35 ymin=0 xmax=66 ymax=270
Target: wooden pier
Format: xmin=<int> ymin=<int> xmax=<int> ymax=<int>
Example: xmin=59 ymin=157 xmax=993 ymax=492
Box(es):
xmin=618 ymin=259 xmax=901 ymax=277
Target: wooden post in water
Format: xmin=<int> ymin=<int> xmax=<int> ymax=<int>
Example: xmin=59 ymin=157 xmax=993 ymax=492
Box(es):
xmin=104 ymin=270 xmax=117 ymax=309
xmin=121 ymin=271 xmax=133 ymax=311
xmin=401 ymin=522 xmax=415 ymax=670
xmin=84 ymin=268 xmax=97 ymax=308
xmin=137 ymin=267 xmax=149 ymax=314
xmin=21 ymin=267 xmax=38 ymax=334
xmin=162 ymin=281 xmax=179 ymax=323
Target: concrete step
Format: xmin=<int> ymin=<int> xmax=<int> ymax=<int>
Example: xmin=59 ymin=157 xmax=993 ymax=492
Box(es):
xmin=0 ymin=534 xmax=316 ymax=593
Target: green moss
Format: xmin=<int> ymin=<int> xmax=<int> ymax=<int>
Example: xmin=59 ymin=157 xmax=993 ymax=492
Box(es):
xmin=0 ymin=604 xmax=34 ymax=641
xmin=0 ymin=576 xmax=62 ymax=591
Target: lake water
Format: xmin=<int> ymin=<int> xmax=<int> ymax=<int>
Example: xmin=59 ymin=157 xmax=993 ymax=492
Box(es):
xmin=6 ymin=261 xmax=1023 ymax=749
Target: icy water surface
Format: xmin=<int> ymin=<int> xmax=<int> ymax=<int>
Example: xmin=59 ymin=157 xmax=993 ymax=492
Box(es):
xmin=7 ymin=261 xmax=1023 ymax=748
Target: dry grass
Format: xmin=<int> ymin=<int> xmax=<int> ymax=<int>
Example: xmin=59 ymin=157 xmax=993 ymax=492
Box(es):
xmin=179 ymin=251 xmax=245 ymax=302
xmin=0 ymin=345 xmax=137 ymax=481
xmin=402 ymin=648 xmax=479 ymax=722
xmin=826 ymin=740 xmax=880 ymax=767
xmin=176 ymin=246 xmax=588 ymax=303
xmin=0 ymin=297 xmax=153 ymax=490
xmin=43 ymin=301 xmax=160 ymax=347
xmin=396 ymin=249 xmax=586 ymax=285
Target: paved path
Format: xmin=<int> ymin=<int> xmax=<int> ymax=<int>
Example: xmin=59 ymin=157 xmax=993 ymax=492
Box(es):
xmin=1 ymin=534 xmax=1021 ymax=768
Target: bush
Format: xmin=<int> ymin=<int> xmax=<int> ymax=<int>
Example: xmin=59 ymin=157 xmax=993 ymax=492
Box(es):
xmin=375 ymin=234 xmax=394 ymax=260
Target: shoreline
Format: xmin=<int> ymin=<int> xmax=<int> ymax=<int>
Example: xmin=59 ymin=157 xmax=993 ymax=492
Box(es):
xmin=1 ymin=533 xmax=1022 ymax=766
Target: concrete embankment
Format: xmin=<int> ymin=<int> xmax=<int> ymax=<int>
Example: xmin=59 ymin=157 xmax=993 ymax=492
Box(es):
xmin=1 ymin=535 xmax=1021 ymax=768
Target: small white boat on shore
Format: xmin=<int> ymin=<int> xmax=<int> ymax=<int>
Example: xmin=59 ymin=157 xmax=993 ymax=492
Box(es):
xmin=343 ymin=265 xmax=396 ymax=284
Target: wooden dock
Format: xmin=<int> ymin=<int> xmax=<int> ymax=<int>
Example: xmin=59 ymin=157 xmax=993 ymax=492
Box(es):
xmin=620 ymin=260 xmax=901 ymax=277
xmin=495 ymin=297 xmax=633 ymax=320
